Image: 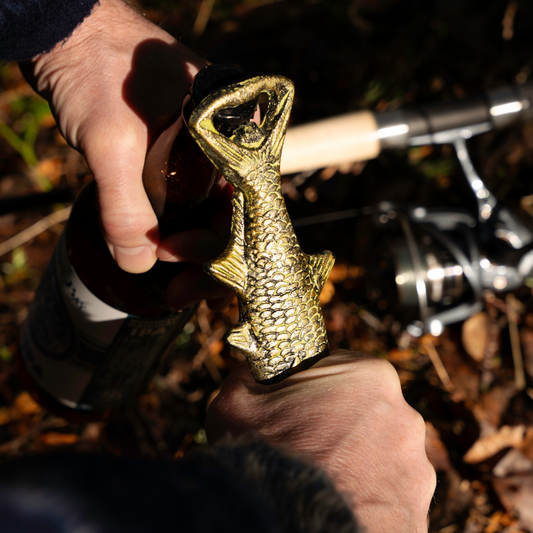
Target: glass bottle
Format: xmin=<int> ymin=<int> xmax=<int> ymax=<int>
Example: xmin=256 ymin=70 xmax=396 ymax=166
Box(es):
xmin=17 ymin=65 xmax=250 ymax=420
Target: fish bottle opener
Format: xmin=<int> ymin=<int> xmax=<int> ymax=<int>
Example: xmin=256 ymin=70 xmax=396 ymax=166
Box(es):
xmin=188 ymin=75 xmax=335 ymax=384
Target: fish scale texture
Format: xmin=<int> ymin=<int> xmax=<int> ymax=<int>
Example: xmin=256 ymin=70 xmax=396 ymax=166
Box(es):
xmin=189 ymin=75 xmax=334 ymax=383
xmin=244 ymin=168 xmax=328 ymax=377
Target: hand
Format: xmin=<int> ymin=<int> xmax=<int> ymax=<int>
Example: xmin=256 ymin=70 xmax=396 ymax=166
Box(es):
xmin=206 ymin=350 xmax=436 ymax=533
xmin=158 ymin=176 xmax=235 ymax=311
xmin=21 ymin=0 xmax=206 ymax=274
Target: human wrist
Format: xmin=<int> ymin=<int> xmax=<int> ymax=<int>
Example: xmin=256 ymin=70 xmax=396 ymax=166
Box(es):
xmin=31 ymin=0 xmax=204 ymax=94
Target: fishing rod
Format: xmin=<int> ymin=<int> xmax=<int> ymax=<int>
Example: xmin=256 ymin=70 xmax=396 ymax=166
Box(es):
xmin=283 ymin=82 xmax=533 ymax=336
xmin=5 ymin=82 xmax=533 ymax=335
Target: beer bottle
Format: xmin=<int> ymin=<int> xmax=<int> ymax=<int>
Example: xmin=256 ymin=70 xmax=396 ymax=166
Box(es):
xmin=18 ymin=64 xmax=251 ymax=420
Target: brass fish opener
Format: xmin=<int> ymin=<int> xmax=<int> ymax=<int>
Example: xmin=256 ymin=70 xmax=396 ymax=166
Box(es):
xmin=188 ymin=75 xmax=335 ymax=384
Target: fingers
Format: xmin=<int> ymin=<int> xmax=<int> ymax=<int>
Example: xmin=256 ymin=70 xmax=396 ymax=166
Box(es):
xmin=206 ymin=348 xmax=436 ymax=531
xmin=157 ymin=228 xmax=226 ymax=264
xmin=166 ymin=266 xmax=232 ymax=310
xmin=206 ymin=351 xmax=388 ymax=441
xmin=205 ymin=362 xmax=260 ymax=442
xmin=83 ymin=123 xmax=160 ymax=274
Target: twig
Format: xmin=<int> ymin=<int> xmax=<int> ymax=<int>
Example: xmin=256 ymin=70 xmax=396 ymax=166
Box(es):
xmin=0 ymin=206 xmax=71 ymax=257
xmin=502 ymin=1 xmax=518 ymax=41
xmin=192 ymin=325 xmax=227 ymax=373
xmin=421 ymin=339 xmax=455 ymax=392
xmin=192 ymin=0 xmax=216 ymax=39
xmin=506 ymin=293 xmax=526 ymax=390
xmin=0 ymin=417 xmax=68 ymax=454
xmin=203 ymin=355 xmax=223 ymax=385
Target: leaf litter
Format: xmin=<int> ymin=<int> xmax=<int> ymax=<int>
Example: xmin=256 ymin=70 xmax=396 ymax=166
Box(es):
xmin=2 ymin=1 xmax=533 ymax=531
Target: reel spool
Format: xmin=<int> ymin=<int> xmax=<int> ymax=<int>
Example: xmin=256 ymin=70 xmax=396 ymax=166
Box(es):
xmin=373 ymin=203 xmax=483 ymax=336
xmin=371 ymin=201 xmax=533 ymax=336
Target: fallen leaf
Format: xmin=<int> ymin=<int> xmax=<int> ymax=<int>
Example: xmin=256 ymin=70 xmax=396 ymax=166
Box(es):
xmin=0 ymin=391 xmax=41 ymax=426
xmin=519 ymin=426 xmax=533 ymax=460
xmin=388 ymin=348 xmax=414 ymax=362
xmin=426 ymin=422 xmax=474 ymax=527
xmin=462 ymin=312 xmax=489 ymax=362
xmin=494 ymin=448 xmax=533 ymax=478
xmin=493 ymin=475 xmax=533 ymax=532
xmin=319 ymin=279 xmax=335 ymax=305
xmin=328 ymin=264 xmax=364 ymax=283
xmin=209 ymin=339 xmax=224 ymax=356
xmin=519 ymin=327 xmax=533 ymax=380
xmin=472 ymin=384 xmax=516 ymax=436
xmin=14 ymin=391 xmax=41 ymax=415
xmin=485 ymin=511 xmax=514 ymax=533
xmin=36 ymin=433 xmax=79 ymax=446
xmin=37 ymin=157 xmax=63 ymax=186
xmin=0 ymin=407 xmax=13 ymax=426
xmin=464 ymin=425 xmax=526 ymax=464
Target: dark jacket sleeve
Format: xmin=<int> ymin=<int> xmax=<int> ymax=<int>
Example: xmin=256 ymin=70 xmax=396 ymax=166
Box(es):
xmin=0 ymin=0 xmax=100 ymax=62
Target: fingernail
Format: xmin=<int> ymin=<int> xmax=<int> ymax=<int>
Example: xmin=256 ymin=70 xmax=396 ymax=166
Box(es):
xmin=113 ymin=246 xmax=156 ymax=274
xmin=156 ymin=248 xmax=179 ymax=262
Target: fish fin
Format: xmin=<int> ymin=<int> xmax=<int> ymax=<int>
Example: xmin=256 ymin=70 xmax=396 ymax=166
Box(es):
xmin=189 ymin=116 xmax=254 ymax=186
xmin=307 ymin=250 xmax=335 ymax=293
xmin=204 ymin=190 xmax=247 ymax=298
xmin=226 ymin=322 xmax=257 ymax=357
xmin=264 ymin=78 xmax=295 ymax=162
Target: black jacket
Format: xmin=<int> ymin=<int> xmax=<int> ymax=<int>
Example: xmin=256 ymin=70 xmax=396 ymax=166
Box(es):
xmin=0 ymin=0 xmax=99 ymax=61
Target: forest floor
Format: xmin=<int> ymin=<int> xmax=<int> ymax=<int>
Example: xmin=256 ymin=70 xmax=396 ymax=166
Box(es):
xmin=2 ymin=1 xmax=533 ymax=531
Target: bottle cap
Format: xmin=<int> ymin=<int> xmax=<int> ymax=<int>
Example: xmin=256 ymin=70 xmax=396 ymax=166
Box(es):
xmin=183 ymin=64 xmax=259 ymax=135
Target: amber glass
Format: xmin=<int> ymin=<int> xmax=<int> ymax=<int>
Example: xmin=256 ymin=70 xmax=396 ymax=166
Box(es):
xmin=18 ymin=65 xmax=250 ymax=420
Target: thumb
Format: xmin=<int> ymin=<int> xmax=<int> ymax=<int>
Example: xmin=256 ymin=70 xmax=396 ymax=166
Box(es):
xmin=84 ymin=124 xmax=159 ymax=273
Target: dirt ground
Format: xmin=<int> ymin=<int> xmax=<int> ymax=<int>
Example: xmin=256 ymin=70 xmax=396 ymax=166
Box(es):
xmin=2 ymin=1 xmax=533 ymax=531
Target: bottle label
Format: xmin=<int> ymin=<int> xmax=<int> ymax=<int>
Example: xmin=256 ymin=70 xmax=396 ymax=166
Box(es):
xmin=20 ymin=232 xmax=193 ymax=411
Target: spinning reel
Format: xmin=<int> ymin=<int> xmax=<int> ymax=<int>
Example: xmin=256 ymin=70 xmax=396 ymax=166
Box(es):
xmin=370 ymin=85 xmax=533 ymax=336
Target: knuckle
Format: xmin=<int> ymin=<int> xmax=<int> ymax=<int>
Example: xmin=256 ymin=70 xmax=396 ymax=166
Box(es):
xmin=211 ymin=364 xmax=254 ymax=414
xmin=409 ymin=406 xmax=428 ymax=436
xmin=425 ymin=459 xmax=437 ymax=492
xmin=367 ymin=358 xmax=404 ymax=400
xmin=417 ymin=459 xmax=437 ymax=509
xmin=403 ymin=408 xmax=428 ymax=449
xmin=102 ymin=211 xmax=156 ymax=242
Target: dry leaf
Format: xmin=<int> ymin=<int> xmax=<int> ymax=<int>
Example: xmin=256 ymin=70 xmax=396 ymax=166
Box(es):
xmin=462 ymin=312 xmax=489 ymax=362
xmin=472 ymin=384 xmax=516 ymax=436
xmin=388 ymin=349 xmax=414 ymax=362
xmin=0 ymin=407 xmax=13 ymax=426
xmin=0 ymin=391 xmax=41 ymax=426
xmin=519 ymin=327 xmax=533 ymax=380
xmin=40 ymin=112 xmax=56 ymax=129
xmin=464 ymin=425 xmax=526 ymax=464
xmin=519 ymin=426 xmax=533 ymax=460
xmin=493 ymin=475 xmax=533 ymax=532
xmin=209 ymin=339 xmax=224 ymax=356
xmin=328 ymin=264 xmax=364 ymax=283
xmin=37 ymin=156 xmax=63 ymax=186
xmin=494 ymin=448 xmax=533 ymax=478
xmin=36 ymin=432 xmax=79 ymax=446
xmin=209 ymin=351 xmax=226 ymax=369
xmin=319 ymin=279 xmax=335 ymax=305
xmin=14 ymin=391 xmax=41 ymax=415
